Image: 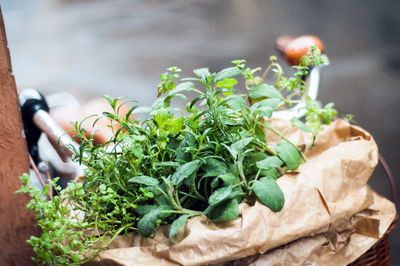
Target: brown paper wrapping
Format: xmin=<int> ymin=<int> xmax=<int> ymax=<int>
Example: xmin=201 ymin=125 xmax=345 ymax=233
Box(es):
xmin=223 ymin=192 xmax=396 ymax=266
xmin=88 ymin=120 xmax=396 ymax=266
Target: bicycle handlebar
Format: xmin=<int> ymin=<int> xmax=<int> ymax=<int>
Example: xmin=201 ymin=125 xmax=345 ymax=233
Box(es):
xmin=19 ymin=89 xmax=79 ymax=163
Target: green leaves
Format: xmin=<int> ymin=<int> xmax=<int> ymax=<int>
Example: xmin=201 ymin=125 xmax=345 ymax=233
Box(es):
xmin=211 ymin=173 xmax=238 ymax=188
xmin=164 ymin=117 xmax=184 ymax=134
xmin=128 ymin=176 xmax=160 ymax=186
xmin=203 ymin=159 xmax=228 ymax=178
xmin=205 ymin=198 xmax=239 ymax=222
xmin=169 ymin=214 xmax=190 ymax=239
xmin=208 ymin=186 xmax=233 ymax=206
xmin=41 ymin=185 xmax=50 ymax=196
xmin=171 ymin=160 xmax=201 ymax=186
xmin=251 ymin=98 xmax=281 ymax=118
xmin=275 ymin=142 xmax=301 ymax=170
xmin=249 ymin=84 xmax=283 ymax=99
xmin=225 ymin=95 xmax=246 ymax=110
xmin=154 ymin=109 xmax=170 ymax=128
xmin=322 ymin=103 xmax=337 ymax=124
xmin=226 ymin=137 xmax=253 ymax=160
xmin=214 ymin=67 xmax=242 ymax=81
xmin=158 ymin=66 xmax=181 ymax=96
xmin=256 ymin=156 xmax=283 ymax=169
xmin=17 ymin=176 xmax=101 ymax=265
xmin=205 ymin=184 xmax=243 ymax=223
xmin=193 ymin=68 xmax=211 ymax=78
xmin=290 ymin=117 xmax=312 ymax=133
xmin=216 ymin=78 xmax=238 ymax=90
xmin=138 ymin=209 xmax=162 ymax=237
xmin=251 ymin=177 xmax=284 ymax=212
xmin=170 ymin=82 xmax=194 ymax=94
xmin=304 ymin=99 xmax=337 ymax=133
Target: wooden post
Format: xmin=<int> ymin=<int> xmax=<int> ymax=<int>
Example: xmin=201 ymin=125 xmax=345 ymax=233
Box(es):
xmin=0 ymin=5 xmax=38 ymax=265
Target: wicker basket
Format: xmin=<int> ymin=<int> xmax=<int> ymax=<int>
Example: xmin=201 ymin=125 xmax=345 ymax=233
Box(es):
xmin=349 ymin=155 xmax=397 ymax=266
xmin=349 ymin=216 xmax=398 ymax=266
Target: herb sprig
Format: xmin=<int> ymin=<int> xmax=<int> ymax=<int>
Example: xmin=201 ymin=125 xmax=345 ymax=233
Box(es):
xmin=18 ymin=47 xmax=336 ymax=265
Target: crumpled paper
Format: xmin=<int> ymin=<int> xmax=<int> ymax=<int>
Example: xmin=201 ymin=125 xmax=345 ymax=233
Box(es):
xmin=215 ymin=192 xmax=396 ymax=266
xmin=88 ymin=120 xmax=396 ymax=266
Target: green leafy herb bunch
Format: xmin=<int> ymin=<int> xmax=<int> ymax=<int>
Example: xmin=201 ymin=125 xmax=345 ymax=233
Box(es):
xmin=18 ymin=47 xmax=335 ymax=265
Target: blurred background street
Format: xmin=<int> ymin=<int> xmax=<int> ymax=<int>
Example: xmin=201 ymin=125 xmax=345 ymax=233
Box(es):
xmin=2 ymin=0 xmax=399 ymax=264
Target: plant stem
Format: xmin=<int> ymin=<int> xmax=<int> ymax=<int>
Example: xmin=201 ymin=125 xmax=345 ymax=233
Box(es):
xmin=82 ymin=223 xmax=134 ymax=264
xmin=265 ymin=124 xmax=307 ymax=162
xmin=254 ymin=169 xmax=262 ymax=182
xmin=192 ymin=185 xmax=207 ymax=202
xmin=237 ymin=155 xmax=247 ymax=188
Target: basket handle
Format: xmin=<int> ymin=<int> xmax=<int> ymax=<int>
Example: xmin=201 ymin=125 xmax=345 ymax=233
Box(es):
xmin=379 ymin=154 xmax=397 ymax=205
